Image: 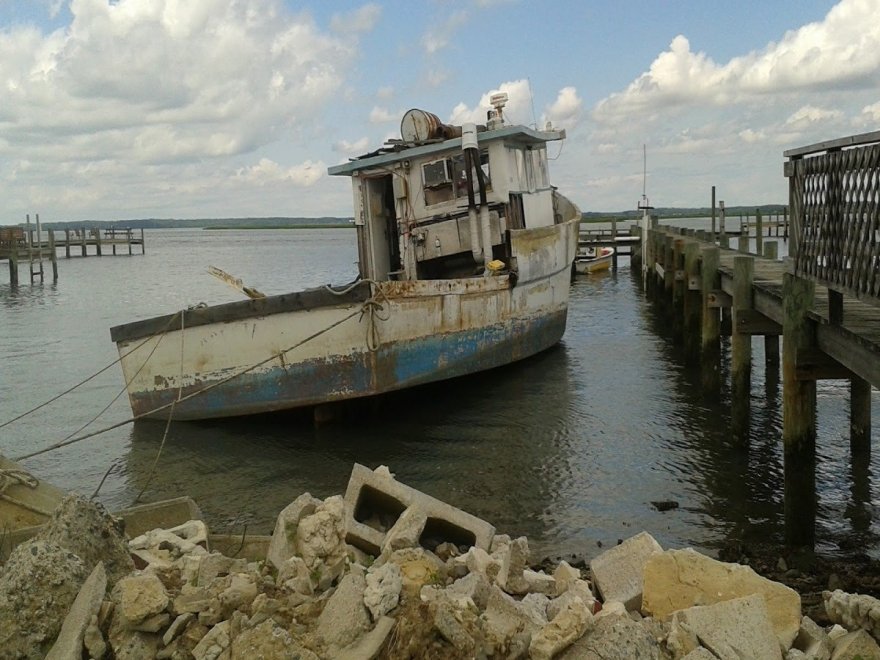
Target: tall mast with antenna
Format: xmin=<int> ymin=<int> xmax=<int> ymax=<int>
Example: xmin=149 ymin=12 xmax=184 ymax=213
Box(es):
xmin=638 ymin=144 xmax=651 ymax=211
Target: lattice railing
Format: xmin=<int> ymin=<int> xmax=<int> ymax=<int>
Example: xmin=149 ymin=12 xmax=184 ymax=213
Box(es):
xmin=785 ymin=131 xmax=880 ymax=305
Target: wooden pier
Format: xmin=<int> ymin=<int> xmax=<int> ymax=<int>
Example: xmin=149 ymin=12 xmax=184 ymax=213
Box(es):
xmin=579 ymin=209 xmax=789 ymax=271
xmin=1 ymin=221 xmax=145 ymax=285
xmin=631 ymin=130 xmax=880 ymax=549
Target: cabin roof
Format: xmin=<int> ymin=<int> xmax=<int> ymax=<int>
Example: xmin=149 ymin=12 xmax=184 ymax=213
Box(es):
xmin=327 ymin=124 xmax=565 ymax=177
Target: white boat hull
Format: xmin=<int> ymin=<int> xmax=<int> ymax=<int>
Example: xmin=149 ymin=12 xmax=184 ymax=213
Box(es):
xmin=111 ymin=219 xmax=579 ymax=420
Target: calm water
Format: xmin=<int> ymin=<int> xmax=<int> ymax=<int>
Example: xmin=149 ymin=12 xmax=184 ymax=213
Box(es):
xmin=1 ymin=227 xmax=877 ymax=561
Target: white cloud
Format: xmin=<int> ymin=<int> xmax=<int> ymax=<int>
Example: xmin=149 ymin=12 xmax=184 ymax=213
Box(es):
xmin=861 ymin=100 xmax=880 ymax=122
xmin=0 ymin=1 xmax=353 ymax=163
xmin=236 ymin=158 xmax=324 ymax=186
xmin=333 ymin=138 xmax=369 ymax=154
xmin=0 ymin=0 xmax=356 ymax=218
xmin=594 ymin=0 xmax=880 ymax=121
xmin=784 ymin=105 xmax=844 ymax=130
xmin=542 ymin=86 xmax=582 ymax=131
xmin=421 ymin=10 xmax=468 ymax=54
xmin=330 ymin=4 xmax=381 ymax=34
xmin=369 ymin=106 xmax=397 ymax=123
xmin=448 ymin=79 xmax=533 ymax=125
xmin=739 ymin=128 xmax=766 ymax=143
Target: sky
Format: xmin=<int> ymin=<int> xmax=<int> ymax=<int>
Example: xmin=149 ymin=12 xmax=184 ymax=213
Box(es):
xmin=0 ymin=0 xmax=878 ymax=221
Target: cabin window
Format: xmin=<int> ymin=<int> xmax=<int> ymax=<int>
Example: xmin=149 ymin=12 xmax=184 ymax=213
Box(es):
xmin=508 ymin=146 xmax=548 ymax=193
xmin=423 ymin=152 xmax=491 ymax=207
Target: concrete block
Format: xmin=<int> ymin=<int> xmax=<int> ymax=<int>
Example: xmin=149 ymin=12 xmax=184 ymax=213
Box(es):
xmin=667 ymin=594 xmax=782 ymax=660
xmin=589 ymin=531 xmax=662 ymax=611
xmin=344 ymin=463 xmax=495 ymax=555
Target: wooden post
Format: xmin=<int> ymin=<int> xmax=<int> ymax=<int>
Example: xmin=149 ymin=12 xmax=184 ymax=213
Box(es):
xmin=684 ymin=241 xmax=701 ymax=358
xmin=672 ymin=238 xmax=685 ymax=336
xmin=738 ymin=234 xmax=749 ymax=254
xmin=141 ymin=228 xmax=146 ymax=254
xmin=664 ymin=234 xmax=675 ymax=299
xmin=700 ymin=245 xmax=721 ymax=390
xmin=763 ymin=241 xmax=778 ymax=260
xmin=782 ymin=272 xmax=817 ymax=548
xmin=851 ymin=377 xmax=871 ymax=458
xmin=81 ymin=228 xmax=87 ymax=257
xmin=96 ymin=228 xmax=102 ymax=256
xmin=783 ymin=206 xmax=789 ymax=241
xmin=9 ymin=243 xmax=18 ymax=286
xmin=64 ymin=229 xmax=71 ymax=258
xmin=48 ymin=230 xmax=58 ymax=282
xmin=710 ymin=186 xmax=716 ymax=243
xmin=128 ymin=228 xmax=133 ymax=255
xmin=755 ymin=209 xmax=763 ymax=255
xmin=732 ymin=256 xmax=754 ymax=439
xmin=719 ymin=201 xmax=728 ymax=248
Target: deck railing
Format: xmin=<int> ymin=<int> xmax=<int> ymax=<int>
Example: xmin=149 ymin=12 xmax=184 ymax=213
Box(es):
xmin=785 ymin=130 xmax=880 ymax=305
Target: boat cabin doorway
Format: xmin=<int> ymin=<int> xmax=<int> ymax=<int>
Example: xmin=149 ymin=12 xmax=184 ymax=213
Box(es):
xmin=360 ymin=175 xmax=401 ymax=281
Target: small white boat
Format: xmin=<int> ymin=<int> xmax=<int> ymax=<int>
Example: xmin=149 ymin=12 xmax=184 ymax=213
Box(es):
xmin=575 ymin=246 xmax=615 ymax=274
xmin=110 ymin=96 xmax=580 ymax=420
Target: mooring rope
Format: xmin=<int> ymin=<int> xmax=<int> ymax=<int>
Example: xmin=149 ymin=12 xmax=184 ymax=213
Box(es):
xmin=325 ymin=279 xmax=390 ymax=352
xmin=134 ymin=310 xmax=186 ymax=503
xmin=14 ymin=295 xmax=382 ymax=462
xmin=0 ymin=467 xmax=53 ymax=516
xmin=0 ymin=310 xmax=184 ymax=430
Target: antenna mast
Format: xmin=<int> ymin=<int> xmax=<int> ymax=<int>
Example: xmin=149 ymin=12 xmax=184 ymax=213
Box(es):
xmin=638 ymin=144 xmax=652 ymax=210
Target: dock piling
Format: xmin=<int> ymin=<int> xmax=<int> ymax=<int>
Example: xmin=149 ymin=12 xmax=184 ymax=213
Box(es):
xmin=782 ymin=272 xmax=817 ymax=548
xmin=731 ymin=255 xmax=755 ymax=438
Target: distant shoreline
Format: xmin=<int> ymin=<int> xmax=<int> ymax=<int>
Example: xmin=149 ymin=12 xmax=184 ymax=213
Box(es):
xmin=203 ymin=224 xmax=353 ymax=230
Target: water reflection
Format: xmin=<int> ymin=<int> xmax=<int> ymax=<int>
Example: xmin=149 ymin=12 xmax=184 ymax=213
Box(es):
xmin=123 ymin=346 xmax=577 ymax=549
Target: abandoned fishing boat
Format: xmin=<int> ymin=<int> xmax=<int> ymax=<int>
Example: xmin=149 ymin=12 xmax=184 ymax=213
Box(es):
xmin=574 ymin=246 xmax=614 ymax=274
xmin=110 ymin=95 xmax=580 ymax=420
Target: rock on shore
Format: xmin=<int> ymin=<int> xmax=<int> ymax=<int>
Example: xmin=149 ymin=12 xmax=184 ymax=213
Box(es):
xmin=2 ymin=463 xmax=880 ymax=659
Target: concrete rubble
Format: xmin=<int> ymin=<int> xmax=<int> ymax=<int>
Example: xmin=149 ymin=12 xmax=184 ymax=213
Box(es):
xmin=0 ymin=462 xmax=879 ymax=659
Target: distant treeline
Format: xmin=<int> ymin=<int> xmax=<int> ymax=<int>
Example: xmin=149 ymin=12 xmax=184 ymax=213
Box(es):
xmin=2 ymin=206 xmax=788 ymax=230
xmin=581 ymin=204 xmax=787 ymax=223
xmin=3 ymin=217 xmax=355 ymax=230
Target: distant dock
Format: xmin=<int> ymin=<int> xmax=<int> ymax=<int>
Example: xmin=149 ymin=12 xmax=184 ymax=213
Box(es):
xmin=1 ymin=218 xmax=145 ymax=285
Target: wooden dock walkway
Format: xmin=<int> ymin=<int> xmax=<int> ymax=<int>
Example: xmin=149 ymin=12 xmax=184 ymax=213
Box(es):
xmin=1 ymin=222 xmax=145 ymax=285
xmin=631 ymin=129 xmax=880 ymax=549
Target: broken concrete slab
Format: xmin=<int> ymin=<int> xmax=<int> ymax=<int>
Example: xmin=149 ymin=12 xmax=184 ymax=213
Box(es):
xmin=589 ymin=531 xmax=663 ymax=612
xmin=37 ymin=495 xmax=134 ymax=587
xmin=823 ymin=589 xmax=880 ymax=640
xmin=558 ymin=613 xmax=663 ymax=660
xmin=336 ymin=615 xmax=396 ymax=660
xmin=643 ymin=547 xmax=801 ymax=650
xmin=116 ymin=496 xmax=203 ymax=539
xmin=316 ymin=571 xmax=372 ymax=650
xmin=793 ymin=615 xmax=832 ymax=660
xmin=112 ymin=573 xmax=170 ymax=628
xmin=45 ymin=561 xmax=107 ymax=660
xmin=0 ymin=539 xmax=89 ymax=659
xmin=266 ymin=492 xmax=321 ymax=571
xmin=529 ymin=596 xmax=594 ymax=660
xmin=364 ymin=561 xmax=402 ymax=621
xmin=830 ymin=629 xmax=880 ymax=660
xmin=667 ymin=594 xmax=782 ymax=660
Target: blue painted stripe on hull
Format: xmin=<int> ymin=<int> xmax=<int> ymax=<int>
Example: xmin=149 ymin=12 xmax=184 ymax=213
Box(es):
xmin=131 ymin=309 xmax=568 ymax=420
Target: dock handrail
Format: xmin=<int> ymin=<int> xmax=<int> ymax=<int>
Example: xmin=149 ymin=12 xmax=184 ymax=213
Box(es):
xmin=784 ymin=130 xmax=880 ymax=306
